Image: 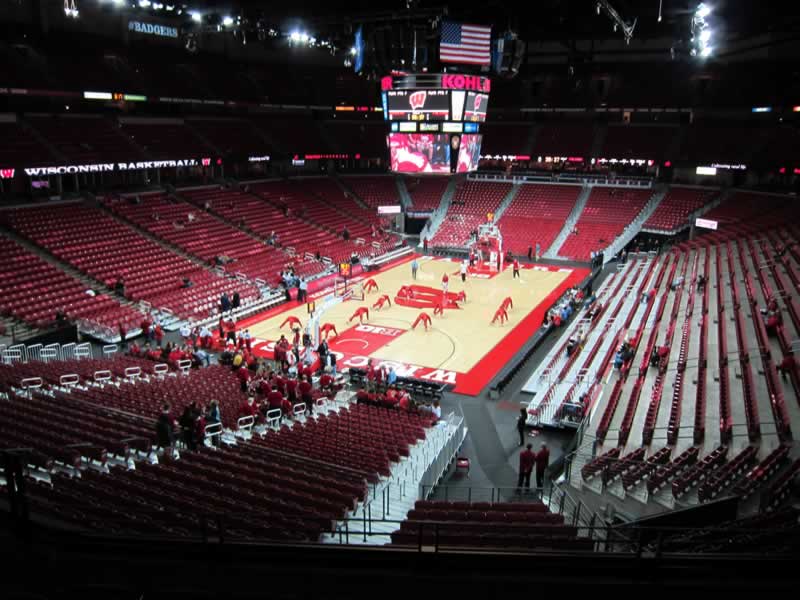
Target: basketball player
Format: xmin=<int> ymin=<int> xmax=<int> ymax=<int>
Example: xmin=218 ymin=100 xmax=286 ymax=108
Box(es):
xmin=492 ymin=306 xmax=509 ymax=325
xmin=433 ymin=302 xmax=445 ymax=317
xmin=348 ymin=306 xmax=370 ymax=324
xmin=280 ymin=315 xmax=302 ymax=330
xmin=513 ymin=258 xmax=520 ymax=278
xmin=320 ymin=323 xmax=338 ymax=339
xmin=460 ymin=259 xmax=468 ymax=283
xmin=363 ymin=278 xmax=379 ymax=294
xmin=372 ymin=294 xmax=392 ymax=310
xmin=397 ymin=285 xmax=414 ymax=299
xmin=501 ymin=296 xmax=514 ymax=312
xmin=456 ymin=290 xmax=467 ymax=304
xmin=441 ymin=272 xmax=449 ymax=294
xmin=412 ymin=311 xmax=432 ymax=331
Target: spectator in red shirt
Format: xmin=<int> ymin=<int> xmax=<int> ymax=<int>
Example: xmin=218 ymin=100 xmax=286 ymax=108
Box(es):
xmin=298 ymin=375 xmax=313 ymax=413
xmin=118 ymin=322 xmax=127 ymax=349
xmin=141 ymin=315 xmax=152 ymax=341
xmin=285 ymin=375 xmax=299 ymax=403
xmin=129 ymin=341 xmax=140 ymax=357
xmin=518 ymin=443 xmax=536 ymax=489
xmin=766 ymin=311 xmax=781 ymax=335
xmin=239 ymin=396 xmax=257 ymax=419
xmin=512 ymin=258 xmax=520 ymax=279
xmin=154 ymin=323 xmax=164 ymax=347
xmin=383 ymin=387 xmax=399 ymax=407
xmin=168 ymin=347 xmax=183 ymax=364
xmin=398 ymin=390 xmax=411 ymax=411
xmin=319 ymin=369 xmax=334 ymax=392
xmin=778 ymin=353 xmax=796 ymax=380
xmin=236 ymin=366 xmax=251 ymax=392
xmin=535 ymin=444 xmax=550 ymax=489
xmin=267 ymin=386 xmax=284 ymax=411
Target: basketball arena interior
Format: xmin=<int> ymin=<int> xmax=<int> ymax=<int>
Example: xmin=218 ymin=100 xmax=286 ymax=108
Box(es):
xmin=0 ymin=0 xmax=799 ymax=595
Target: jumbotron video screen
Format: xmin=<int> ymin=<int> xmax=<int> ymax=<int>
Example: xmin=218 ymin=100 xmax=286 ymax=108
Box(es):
xmin=382 ymin=73 xmax=490 ymax=174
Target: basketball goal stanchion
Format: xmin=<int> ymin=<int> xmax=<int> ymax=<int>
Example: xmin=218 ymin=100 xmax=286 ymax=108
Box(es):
xmin=306 ymin=262 xmax=357 ymax=346
xmin=468 ymin=218 xmax=504 ymax=276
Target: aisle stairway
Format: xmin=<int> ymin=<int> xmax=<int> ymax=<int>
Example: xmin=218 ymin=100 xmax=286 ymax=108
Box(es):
xmin=543 ymin=185 xmax=591 ymax=259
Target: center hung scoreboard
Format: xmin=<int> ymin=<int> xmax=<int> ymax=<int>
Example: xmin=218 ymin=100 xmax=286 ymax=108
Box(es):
xmin=381 ymin=73 xmax=490 ymax=175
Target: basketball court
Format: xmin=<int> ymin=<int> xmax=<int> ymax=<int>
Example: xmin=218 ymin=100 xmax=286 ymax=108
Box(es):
xmin=242 ymin=255 xmax=589 ymax=396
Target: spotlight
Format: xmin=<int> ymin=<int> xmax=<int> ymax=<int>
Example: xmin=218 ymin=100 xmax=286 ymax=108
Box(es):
xmin=138 ymin=0 xmax=150 ymax=7
xmin=190 ymin=11 xmax=201 ymax=22
xmin=700 ymin=29 xmax=711 ymax=43
xmin=596 ymin=2 xmax=601 ymax=15
xmin=300 ymin=33 xmax=309 ymax=42
xmin=290 ymin=31 xmax=301 ymax=42
xmin=350 ymin=46 xmax=357 ymax=55
xmin=222 ymin=16 xmax=234 ymax=27
xmin=701 ymin=45 xmax=712 ymax=57
xmin=696 ymin=3 xmax=711 ymax=18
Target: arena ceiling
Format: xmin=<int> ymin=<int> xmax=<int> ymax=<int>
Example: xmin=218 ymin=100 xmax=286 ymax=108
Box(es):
xmin=187 ymin=0 xmax=800 ymax=42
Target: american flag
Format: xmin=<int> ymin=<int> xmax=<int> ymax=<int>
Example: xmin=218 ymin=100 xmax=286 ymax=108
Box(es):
xmin=440 ymin=21 xmax=491 ymax=66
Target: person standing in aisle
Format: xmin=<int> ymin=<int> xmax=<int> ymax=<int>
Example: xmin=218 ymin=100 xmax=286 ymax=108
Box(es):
xmin=535 ymin=443 xmax=550 ymax=489
xmin=516 ymin=408 xmax=527 ymax=446
xmin=518 ymin=444 xmax=536 ymax=489
xmin=411 ymin=257 xmax=419 ymax=280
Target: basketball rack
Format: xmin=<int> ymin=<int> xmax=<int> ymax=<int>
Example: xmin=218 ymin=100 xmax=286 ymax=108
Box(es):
xmin=335 ymin=277 xmax=364 ymax=301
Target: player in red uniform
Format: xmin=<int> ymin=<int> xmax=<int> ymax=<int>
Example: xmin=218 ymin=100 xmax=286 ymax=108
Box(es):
xmin=501 ymin=296 xmax=514 ymax=312
xmin=492 ymin=306 xmax=509 ymax=325
xmin=397 ymin=285 xmax=415 ymax=299
xmin=433 ymin=302 xmax=445 ymax=317
xmin=513 ymin=258 xmax=520 ymax=278
xmin=412 ymin=311 xmax=432 ymax=331
xmin=363 ymin=278 xmax=379 ymax=294
xmin=280 ymin=315 xmax=302 ymax=330
xmin=456 ymin=290 xmax=467 ymax=303
xmin=348 ymin=306 xmax=370 ymax=324
xmin=372 ymin=294 xmax=392 ymax=310
xmin=441 ymin=273 xmax=449 ymax=294
xmin=320 ymin=322 xmax=338 ymax=339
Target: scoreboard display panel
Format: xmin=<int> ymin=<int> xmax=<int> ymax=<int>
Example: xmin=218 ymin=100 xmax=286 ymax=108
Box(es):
xmin=464 ymin=92 xmax=489 ymax=122
xmin=456 ymin=134 xmax=482 ymax=173
xmin=388 ymin=133 xmax=452 ymax=174
xmin=386 ymin=89 xmax=451 ymax=121
xmin=382 ymin=74 xmax=490 ymax=175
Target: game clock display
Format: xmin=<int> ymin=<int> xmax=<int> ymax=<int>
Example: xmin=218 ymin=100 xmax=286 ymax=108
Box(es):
xmin=386 ymin=89 xmax=451 ymax=121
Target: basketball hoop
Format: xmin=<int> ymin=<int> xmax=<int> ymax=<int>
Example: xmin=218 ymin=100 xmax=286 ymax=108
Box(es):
xmin=470 ymin=222 xmax=504 ymax=273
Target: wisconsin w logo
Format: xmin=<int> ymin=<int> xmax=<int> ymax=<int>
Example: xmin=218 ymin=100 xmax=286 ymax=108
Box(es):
xmin=409 ymin=91 xmax=427 ymax=110
xmin=0 ymin=168 xmax=14 ymax=179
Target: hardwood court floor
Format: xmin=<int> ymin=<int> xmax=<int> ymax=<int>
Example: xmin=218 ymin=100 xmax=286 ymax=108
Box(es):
xmin=247 ymin=255 xmax=589 ymax=395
